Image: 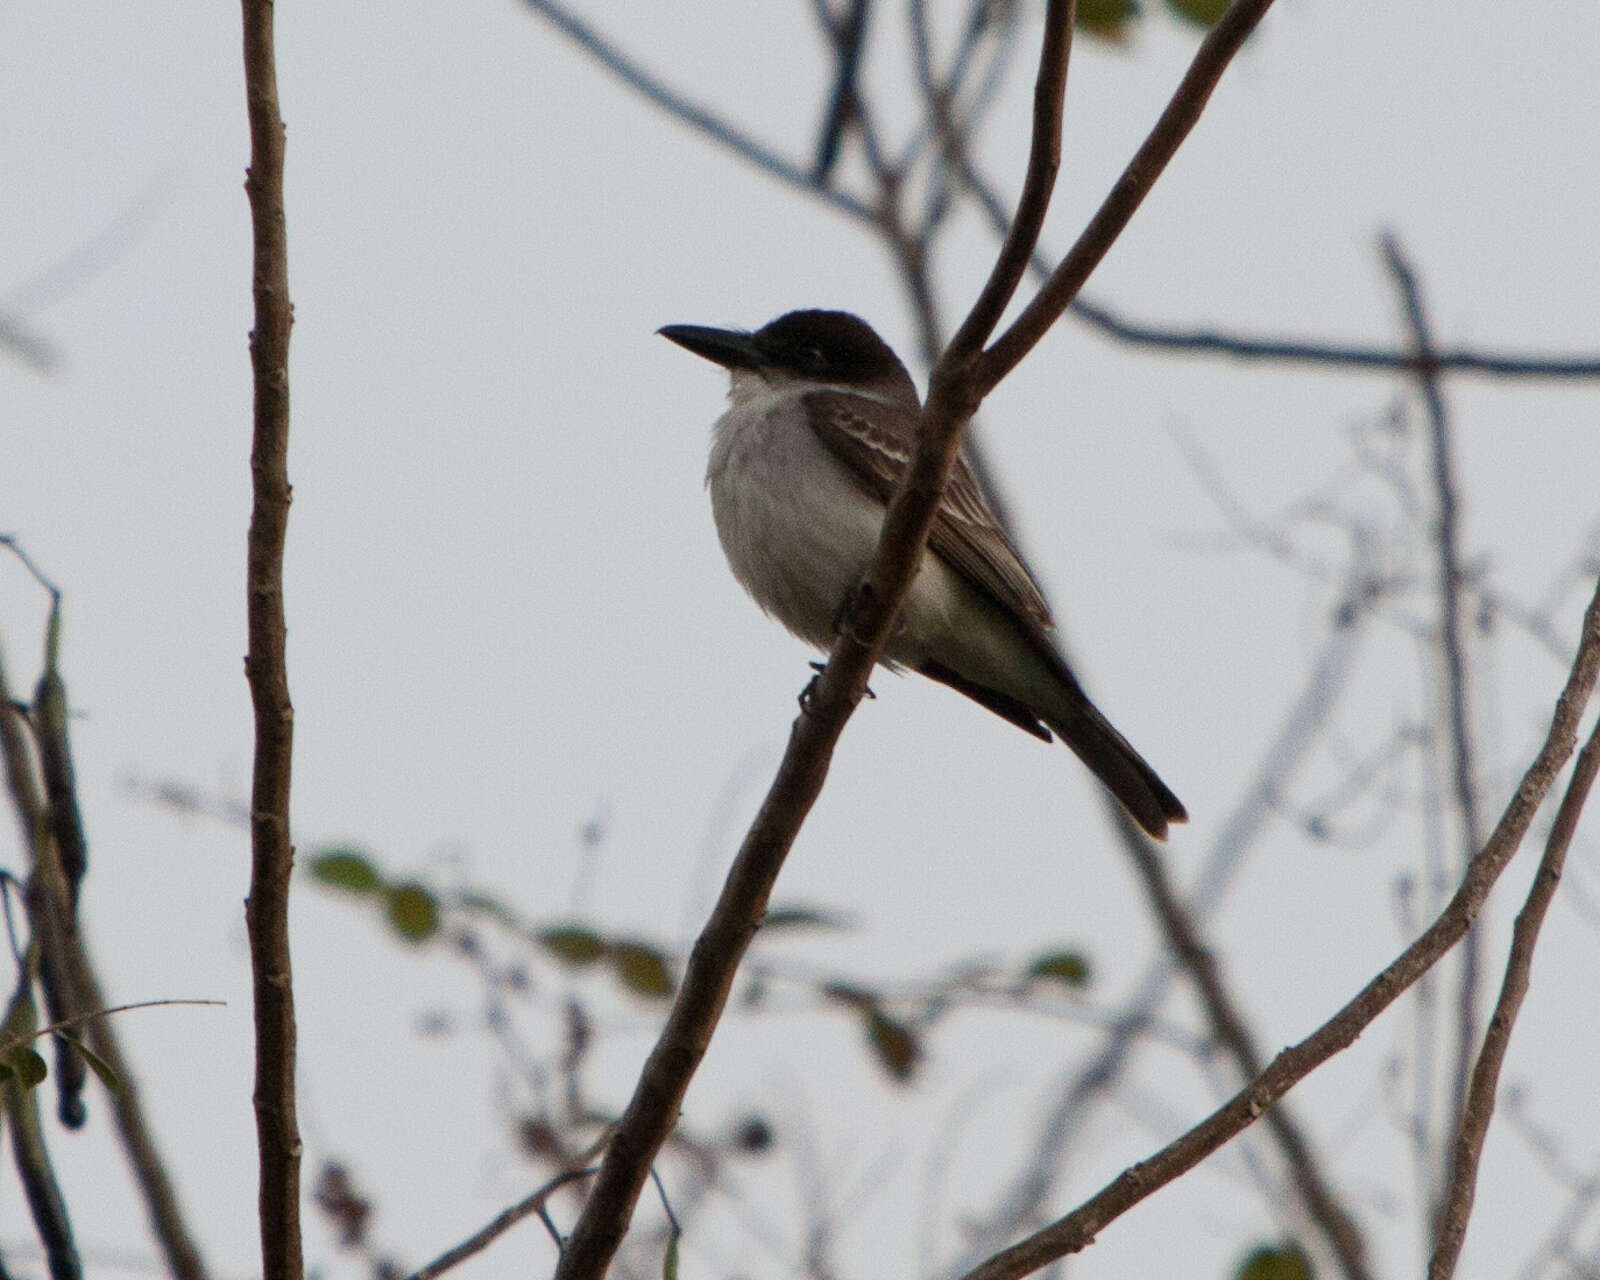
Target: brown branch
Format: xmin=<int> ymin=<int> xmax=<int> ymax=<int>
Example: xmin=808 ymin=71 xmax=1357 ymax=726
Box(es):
xmin=1429 ymin=713 xmax=1600 ymax=1278
xmin=811 ymin=0 xmax=872 ymax=182
xmin=62 ymin=936 xmax=212 ymax=1280
xmin=1069 ymin=295 xmax=1600 ymax=380
xmin=550 ymin=2 xmax=1293 ymax=1270
xmin=1114 ymin=806 xmax=1371 ymax=1280
xmin=240 ymin=0 xmax=302 ymax=1276
xmin=958 ymin=159 xmax=1600 ymax=382
xmin=1382 ymin=231 xmax=1487 ymax=1191
xmin=553 ymin=12 xmax=1081 ymax=1277
xmin=2 ymin=624 xmax=210 ymax=1279
xmin=406 ymin=1168 xmax=597 ymax=1280
xmin=956 ymin=616 xmax=1369 ymax=1270
xmin=522 ymin=0 xmax=874 ymax=223
xmin=978 ymin=0 xmax=1277 ymax=394
xmin=958 ymin=573 xmax=1600 ymax=1280
xmin=946 ymin=0 xmax=1073 ymax=357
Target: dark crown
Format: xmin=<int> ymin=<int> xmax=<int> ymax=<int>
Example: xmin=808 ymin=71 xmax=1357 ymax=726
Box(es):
xmin=752 ymin=310 xmax=912 ymax=391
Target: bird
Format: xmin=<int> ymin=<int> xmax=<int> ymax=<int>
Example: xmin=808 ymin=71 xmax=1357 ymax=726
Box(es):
xmin=659 ymin=308 xmax=1185 ymax=839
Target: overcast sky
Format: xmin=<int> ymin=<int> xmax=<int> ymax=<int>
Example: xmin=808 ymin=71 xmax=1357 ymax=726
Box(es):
xmin=4 ymin=2 xmax=1600 ymax=1277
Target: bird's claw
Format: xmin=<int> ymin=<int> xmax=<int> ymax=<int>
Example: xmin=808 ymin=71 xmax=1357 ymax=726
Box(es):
xmin=803 ymin=661 xmax=874 ymax=706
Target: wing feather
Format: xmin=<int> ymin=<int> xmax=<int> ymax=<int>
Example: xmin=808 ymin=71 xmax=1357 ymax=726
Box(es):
xmin=802 ymin=390 xmax=1055 ymax=630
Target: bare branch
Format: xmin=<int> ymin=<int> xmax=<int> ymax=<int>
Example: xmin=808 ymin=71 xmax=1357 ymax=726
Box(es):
xmin=557 ymin=5 xmax=1274 ymax=1273
xmin=955 ymin=498 xmax=1375 ymax=1275
xmin=959 ymin=159 xmax=1600 ymax=382
xmin=1382 ymin=231 xmax=1487 ymax=1186
xmin=522 ymin=0 xmax=874 ymax=223
xmin=1429 ymin=715 xmax=1600 ymax=1278
xmin=812 ymin=0 xmax=872 ymax=182
xmin=1113 ymin=806 xmax=1372 ymax=1280
xmin=979 ymin=0 xmax=1276 ymax=393
xmin=60 ymin=939 xmax=214 ymax=1280
xmin=958 ymin=574 xmax=1600 ymax=1280
xmin=240 ymin=0 xmax=302 ymax=1274
xmin=1069 ymin=294 xmax=1600 ymax=380
xmin=406 ymin=1168 xmax=598 ymax=1280
xmin=946 ymin=0 xmax=1073 ymax=358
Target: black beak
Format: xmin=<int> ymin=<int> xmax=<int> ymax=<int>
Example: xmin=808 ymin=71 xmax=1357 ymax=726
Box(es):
xmin=657 ymin=323 xmax=763 ymax=371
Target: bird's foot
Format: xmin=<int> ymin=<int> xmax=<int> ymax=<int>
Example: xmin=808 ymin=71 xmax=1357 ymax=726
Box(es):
xmin=805 ymin=660 xmax=874 ymax=702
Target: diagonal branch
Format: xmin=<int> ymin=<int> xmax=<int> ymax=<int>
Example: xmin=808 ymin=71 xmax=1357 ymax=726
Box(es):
xmin=522 ymin=0 xmax=875 ymax=223
xmin=1382 ymin=231 xmax=1487 ymax=1196
xmin=959 ymin=574 xmax=1600 ymax=1280
xmin=811 ymin=0 xmax=872 ymax=183
xmin=957 ymin=158 xmax=1600 ymax=381
xmin=978 ymin=0 xmax=1276 ymax=393
xmin=1113 ymin=805 xmax=1371 ymax=1280
xmin=946 ymin=0 xmax=1073 ymax=357
xmin=1429 ymin=713 xmax=1600 ymax=1279
xmin=953 ymin=607 xmax=1371 ymax=1276
xmin=552 ymin=4 xmax=1271 ymax=1274
xmin=406 ymin=1168 xmax=598 ymax=1280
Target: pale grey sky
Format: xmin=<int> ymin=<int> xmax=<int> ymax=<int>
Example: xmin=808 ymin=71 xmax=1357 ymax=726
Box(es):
xmin=3 ymin=2 xmax=1599 ymax=1277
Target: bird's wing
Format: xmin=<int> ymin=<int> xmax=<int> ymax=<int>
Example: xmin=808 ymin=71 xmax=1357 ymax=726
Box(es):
xmin=802 ymin=390 xmax=1055 ymax=630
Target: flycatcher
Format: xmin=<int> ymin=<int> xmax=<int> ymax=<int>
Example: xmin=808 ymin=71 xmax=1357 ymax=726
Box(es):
xmin=660 ymin=309 xmax=1186 ymax=839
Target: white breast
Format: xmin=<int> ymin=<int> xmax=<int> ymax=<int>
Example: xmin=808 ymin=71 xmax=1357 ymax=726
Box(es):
xmin=706 ymin=384 xmax=888 ymax=649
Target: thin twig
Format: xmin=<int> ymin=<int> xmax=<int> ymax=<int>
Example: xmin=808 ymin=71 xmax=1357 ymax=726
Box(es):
xmin=17 ymin=998 xmax=226 ymax=1045
xmin=958 ymin=574 xmax=1600 ymax=1280
xmin=1382 ymin=231 xmax=1487 ymax=1196
xmin=522 ymin=0 xmax=874 ymax=223
xmin=1429 ymin=714 xmax=1600 ymax=1278
xmin=957 ymin=148 xmax=1600 ymax=383
xmin=1070 ymin=295 xmax=1600 ymax=380
xmin=61 ymin=939 xmax=213 ymax=1280
xmin=812 ymin=0 xmax=872 ymax=182
xmin=404 ymin=1168 xmax=598 ymax=1280
xmin=947 ymin=0 xmax=1073 ymax=358
xmin=240 ymin=0 xmax=302 ymax=1274
xmin=0 ymin=649 xmax=210 ymax=1280
xmin=1113 ymin=806 xmax=1372 ymax=1280
xmin=954 ymin=533 xmax=1373 ymax=1274
xmin=553 ymin=3 xmax=1278 ymax=1271
xmin=978 ymin=0 xmax=1277 ymax=393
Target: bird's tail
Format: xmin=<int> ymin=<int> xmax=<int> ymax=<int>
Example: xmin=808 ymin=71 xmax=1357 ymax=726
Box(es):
xmin=1047 ymin=699 xmax=1186 ymax=841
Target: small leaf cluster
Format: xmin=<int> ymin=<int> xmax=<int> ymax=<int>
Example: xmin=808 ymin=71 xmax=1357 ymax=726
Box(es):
xmin=536 ymin=926 xmax=676 ymax=1000
xmin=309 ymin=847 xmax=442 ymax=944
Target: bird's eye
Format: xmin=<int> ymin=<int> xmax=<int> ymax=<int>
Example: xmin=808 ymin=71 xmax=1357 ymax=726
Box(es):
xmin=799 ymin=344 xmax=827 ymax=369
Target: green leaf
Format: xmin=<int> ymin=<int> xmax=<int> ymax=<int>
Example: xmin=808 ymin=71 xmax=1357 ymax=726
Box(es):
xmin=538 ymin=925 xmax=606 ymax=966
xmin=6 ymin=1046 xmax=48 ymax=1090
xmin=0 ymin=953 xmax=39 ymax=1049
xmin=310 ymin=847 xmax=385 ymax=894
xmin=761 ymin=904 xmax=853 ymax=932
xmin=609 ymin=943 xmax=674 ymax=999
xmin=864 ymin=1007 xmax=919 ymax=1083
xmin=385 ymin=882 xmax=440 ymax=943
xmin=1077 ymin=0 xmax=1139 ymax=38
xmin=59 ymin=1037 xmax=120 ymax=1094
xmin=1236 ymin=1243 xmax=1315 ymax=1280
xmin=1026 ymin=949 xmax=1093 ymax=989
xmin=1165 ymin=0 xmax=1230 ymax=27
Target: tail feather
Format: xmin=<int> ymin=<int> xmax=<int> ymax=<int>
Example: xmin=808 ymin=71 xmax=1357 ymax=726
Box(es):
xmin=1048 ymin=701 xmax=1186 ymax=840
